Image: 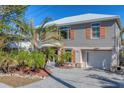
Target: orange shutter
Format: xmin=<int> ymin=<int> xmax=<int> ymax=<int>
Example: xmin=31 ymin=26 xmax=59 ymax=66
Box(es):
xmin=85 ymin=24 xmax=91 ymax=39
xmin=70 ymin=30 xmax=75 ymax=40
xmin=72 ymin=49 xmax=75 ymax=64
xmin=100 ymin=22 xmax=106 ymax=39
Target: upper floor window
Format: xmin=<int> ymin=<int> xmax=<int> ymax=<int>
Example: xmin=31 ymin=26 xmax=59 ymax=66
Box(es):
xmin=59 ymin=26 xmax=70 ymax=40
xmin=91 ymin=23 xmax=100 ymax=39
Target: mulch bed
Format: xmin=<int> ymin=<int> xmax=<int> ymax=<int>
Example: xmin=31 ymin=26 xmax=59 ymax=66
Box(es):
xmin=35 ymin=69 xmax=52 ymax=77
xmin=15 ymin=67 xmax=52 ymax=77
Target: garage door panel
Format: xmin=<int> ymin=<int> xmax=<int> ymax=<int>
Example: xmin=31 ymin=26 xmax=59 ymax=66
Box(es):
xmin=88 ymin=51 xmax=112 ymax=70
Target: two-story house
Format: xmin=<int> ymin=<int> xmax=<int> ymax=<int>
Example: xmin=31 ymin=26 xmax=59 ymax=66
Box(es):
xmin=37 ymin=13 xmax=121 ymax=70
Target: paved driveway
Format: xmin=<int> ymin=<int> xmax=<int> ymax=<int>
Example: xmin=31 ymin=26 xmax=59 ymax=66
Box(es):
xmin=21 ymin=67 xmax=124 ymax=88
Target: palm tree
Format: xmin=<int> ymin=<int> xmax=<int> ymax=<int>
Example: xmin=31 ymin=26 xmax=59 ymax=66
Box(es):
xmin=36 ymin=17 xmax=63 ymax=48
xmin=36 ymin=17 xmax=65 ymax=68
xmin=13 ymin=17 xmax=64 ymax=68
xmin=0 ymin=19 xmax=22 ymax=49
xmin=13 ymin=17 xmax=63 ymax=50
xmin=0 ymin=19 xmax=11 ymax=32
xmin=12 ymin=18 xmax=35 ymax=50
xmin=0 ymin=6 xmax=27 ymax=50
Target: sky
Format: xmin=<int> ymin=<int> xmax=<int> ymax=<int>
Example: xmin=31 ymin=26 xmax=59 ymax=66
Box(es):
xmin=25 ymin=5 xmax=124 ymax=27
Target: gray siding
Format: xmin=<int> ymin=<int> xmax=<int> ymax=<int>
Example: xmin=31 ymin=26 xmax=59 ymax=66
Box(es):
xmin=63 ymin=20 xmax=118 ymax=48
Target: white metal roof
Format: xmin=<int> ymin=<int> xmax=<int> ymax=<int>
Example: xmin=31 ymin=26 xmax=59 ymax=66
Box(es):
xmin=45 ymin=13 xmax=120 ymax=26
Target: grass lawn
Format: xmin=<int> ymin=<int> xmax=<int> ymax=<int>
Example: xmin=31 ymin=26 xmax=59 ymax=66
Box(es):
xmin=0 ymin=76 xmax=41 ymax=87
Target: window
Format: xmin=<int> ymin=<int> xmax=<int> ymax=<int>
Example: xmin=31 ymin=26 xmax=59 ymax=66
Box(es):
xmin=59 ymin=26 xmax=70 ymax=39
xmin=92 ymin=23 xmax=100 ymax=39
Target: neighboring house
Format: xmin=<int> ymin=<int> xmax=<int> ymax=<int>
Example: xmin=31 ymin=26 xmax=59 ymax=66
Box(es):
xmin=36 ymin=13 xmax=121 ymax=70
xmin=0 ymin=33 xmax=32 ymax=50
xmin=6 ymin=41 xmax=32 ymax=50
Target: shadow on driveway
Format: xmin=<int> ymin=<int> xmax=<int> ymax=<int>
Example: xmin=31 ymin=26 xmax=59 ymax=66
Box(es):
xmin=44 ymin=69 xmax=76 ymax=88
xmin=86 ymin=74 xmax=124 ymax=88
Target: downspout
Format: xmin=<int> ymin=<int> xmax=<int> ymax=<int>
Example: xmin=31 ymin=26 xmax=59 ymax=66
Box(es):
xmin=112 ymin=21 xmax=117 ymax=68
xmin=114 ymin=21 xmax=119 ymax=66
xmin=117 ymin=23 xmax=120 ymax=66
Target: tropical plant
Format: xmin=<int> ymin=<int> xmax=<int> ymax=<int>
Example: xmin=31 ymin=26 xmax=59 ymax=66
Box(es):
xmin=16 ymin=50 xmax=29 ymax=67
xmin=0 ymin=6 xmax=27 ymax=17
xmin=43 ymin=48 xmax=57 ymax=68
xmin=30 ymin=51 xmax=46 ymax=70
xmin=0 ymin=51 xmax=7 ymax=69
xmin=36 ymin=17 xmax=64 ymax=67
xmin=12 ymin=17 xmax=63 ymax=70
xmin=63 ymin=51 xmax=72 ymax=62
xmin=15 ymin=50 xmax=46 ymax=70
xmin=0 ymin=6 xmax=28 ymax=50
xmin=0 ymin=33 xmax=9 ymax=48
xmin=57 ymin=53 xmax=65 ymax=66
xmin=0 ymin=57 xmax=18 ymax=73
xmin=12 ymin=19 xmax=36 ymax=50
xmin=0 ymin=6 xmax=27 ymax=33
xmin=12 ymin=16 xmax=63 ymax=52
xmin=0 ymin=50 xmax=18 ymax=73
xmin=55 ymin=50 xmax=71 ymax=66
xmin=36 ymin=17 xmax=63 ymax=47
xmin=44 ymin=48 xmax=56 ymax=60
xmin=56 ymin=55 xmax=63 ymax=66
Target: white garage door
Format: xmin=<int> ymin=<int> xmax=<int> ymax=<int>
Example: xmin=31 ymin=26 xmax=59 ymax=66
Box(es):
xmin=88 ymin=51 xmax=112 ymax=70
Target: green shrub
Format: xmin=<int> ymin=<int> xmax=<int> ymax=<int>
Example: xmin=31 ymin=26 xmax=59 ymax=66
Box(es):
xmin=0 ymin=56 xmax=5 ymax=69
xmin=9 ymin=50 xmax=18 ymax=59
xmin=0 ymin=56 xmax=18 ymax=73
xmin=57 ymin=53 xmax=65 ymax=66
xmin=0 ymin=50 xmax=7 ymax=57
xmin=0 ymin=51 xmax=8 ymax=69
xmin=25 ymin=51 xmax=46 ymax=70
xmin=55 ymin=50 xmax=72 ymax=66
xmin=44 ymin=48 xmax=56 ymax=61
xmin=63 ymin=51 xmax=71 ymax=62
xmin=31 ymin=51 xmax=46 ymax=69
xmin=0 ymin=50 xmax=19 ymax=73
xmin=17 ymin=50 xmax=30 ymax=67
xmin=0 ymin=49 xmax=47 ymax=72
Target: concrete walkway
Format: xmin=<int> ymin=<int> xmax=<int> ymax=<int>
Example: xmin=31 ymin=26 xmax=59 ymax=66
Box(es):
xmin=0 ymin=83 xmax=12 ymax=88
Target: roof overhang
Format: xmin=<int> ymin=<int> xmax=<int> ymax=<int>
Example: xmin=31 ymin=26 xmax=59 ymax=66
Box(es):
xmin=44 ymin=16 xmax=120 ymax=25
xmin=56 ymin=17 xmax=120 ymax=26
xmin=36 ymin=14 xmax=122 ymax=30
